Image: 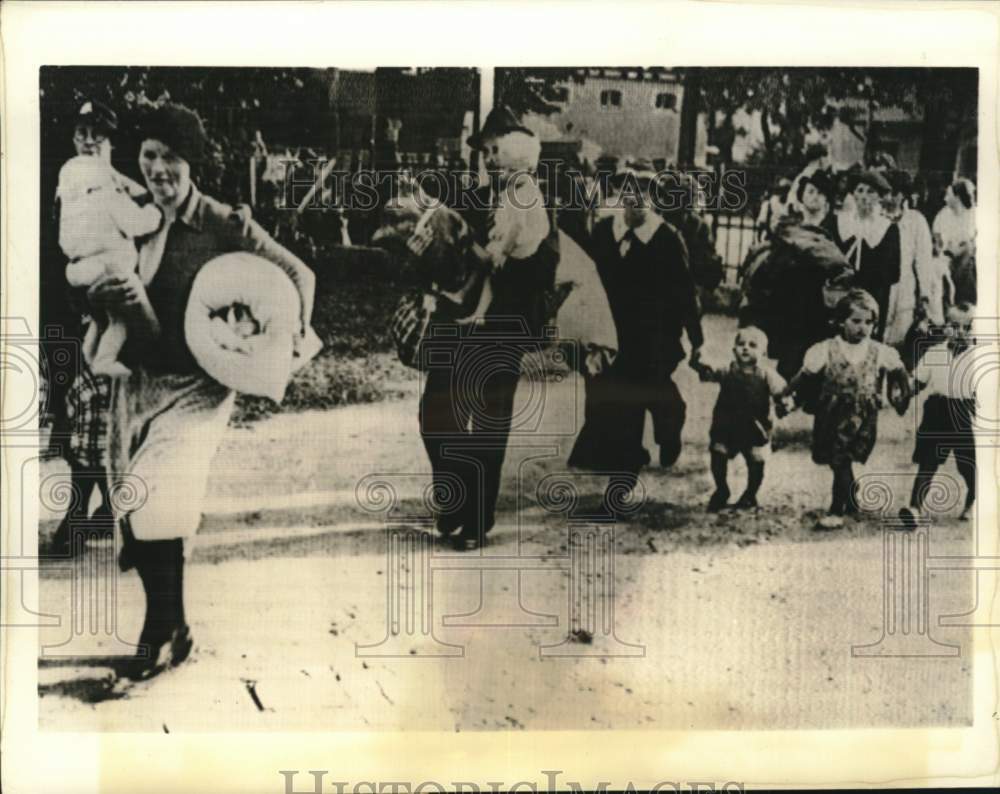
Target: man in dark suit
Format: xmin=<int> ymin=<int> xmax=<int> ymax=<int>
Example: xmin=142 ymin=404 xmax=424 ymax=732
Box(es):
xmin=570 ymin=162 xmax=703 ymax=502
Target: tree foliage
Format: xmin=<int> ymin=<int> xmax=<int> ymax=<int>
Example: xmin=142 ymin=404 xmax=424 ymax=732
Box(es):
xmin=494 ymin=68 xmax=583 ymax=117
xmin=40 ymin=66 xmax=334 ymax=202
xmin=678 ymin=67 xmax=976 ymax=169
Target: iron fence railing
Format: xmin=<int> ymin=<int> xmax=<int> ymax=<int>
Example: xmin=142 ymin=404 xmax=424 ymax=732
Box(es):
xmin=704 ymin=211 xmax=759 ymax=283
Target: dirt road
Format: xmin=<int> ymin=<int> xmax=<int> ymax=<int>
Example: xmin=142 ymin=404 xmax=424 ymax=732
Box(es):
xmin=37 ymin=315 xmax=976 ymax=731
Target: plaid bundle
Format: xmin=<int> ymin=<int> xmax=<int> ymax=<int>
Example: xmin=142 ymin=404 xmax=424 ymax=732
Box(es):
xmin=64 ymin=367 xmax=112 ymax=470
xmin=390 ymin=292 xmax=436 ymax=370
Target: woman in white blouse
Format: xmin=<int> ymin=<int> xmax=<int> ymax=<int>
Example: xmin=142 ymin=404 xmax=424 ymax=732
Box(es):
xmin=932 ymin=178 xmax=976 ymax=305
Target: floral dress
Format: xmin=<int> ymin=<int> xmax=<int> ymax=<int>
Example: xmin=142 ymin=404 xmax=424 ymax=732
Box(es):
xmin=805 ymin=337 xmax=903 ymax=466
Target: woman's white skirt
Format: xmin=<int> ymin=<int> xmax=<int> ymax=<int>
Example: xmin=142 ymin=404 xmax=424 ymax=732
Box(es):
xmin=108 ymin=368 xmax=234 ymax=541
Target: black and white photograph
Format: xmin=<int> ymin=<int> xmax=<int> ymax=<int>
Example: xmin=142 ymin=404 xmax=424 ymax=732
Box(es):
xmin=2 ymin=2 xmax=999 ymax=792
xmin=29 ymin=60 xmax=988 ymax=727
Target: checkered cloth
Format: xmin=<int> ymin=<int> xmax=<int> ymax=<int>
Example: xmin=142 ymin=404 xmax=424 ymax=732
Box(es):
xmin=391 ymin=291 xmax=435 ymax=370
xmin=64 ymin=365 xmax=111 ymax=470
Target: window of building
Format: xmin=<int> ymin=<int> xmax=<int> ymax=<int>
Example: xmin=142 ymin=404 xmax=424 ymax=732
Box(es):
xmin=600 ymin=89 xmax=622 ymax=109
xmin=550 ymin=85 xmax=571 ymax=103
xmin=654 ymin=92 xmax=677 ymax=111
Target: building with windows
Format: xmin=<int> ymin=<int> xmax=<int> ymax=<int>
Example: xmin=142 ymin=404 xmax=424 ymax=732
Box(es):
xmin=515 ymin=68 xmax=686 ymax=168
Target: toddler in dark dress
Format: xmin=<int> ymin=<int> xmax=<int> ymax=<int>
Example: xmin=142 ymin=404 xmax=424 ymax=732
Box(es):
xmin=692 ymin=326 xmax=787 ymax=511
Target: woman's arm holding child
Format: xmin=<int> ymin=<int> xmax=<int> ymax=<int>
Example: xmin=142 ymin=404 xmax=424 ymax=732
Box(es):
xmin=87 ymin=272 xmax=160 ymax=347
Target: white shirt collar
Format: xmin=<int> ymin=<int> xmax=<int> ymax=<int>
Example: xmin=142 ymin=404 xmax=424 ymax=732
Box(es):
xmin=838 ymin=210 xmax=890 ymax=248
xmin=612 ymin=210 xmax=664 ymax=245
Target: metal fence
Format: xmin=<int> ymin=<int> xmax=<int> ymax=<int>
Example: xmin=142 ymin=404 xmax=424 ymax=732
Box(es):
xmin=705 ymin=211 xmax=758 ymax=284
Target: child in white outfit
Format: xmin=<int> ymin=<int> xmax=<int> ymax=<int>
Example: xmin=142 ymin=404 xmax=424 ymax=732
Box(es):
xmin=58 ymin=154 xmax=163 ymax=375
xmin=484 ymin=131 xmax=550 ymax=268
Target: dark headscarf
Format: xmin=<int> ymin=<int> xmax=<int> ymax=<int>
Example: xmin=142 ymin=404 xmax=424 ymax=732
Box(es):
xmin=848 ymin=168 xmax=891 ymax=196
xmin=884 ymin=169 xmax=913 ymax=197
xmin=139 ymin=103 xmax=208 ymax=165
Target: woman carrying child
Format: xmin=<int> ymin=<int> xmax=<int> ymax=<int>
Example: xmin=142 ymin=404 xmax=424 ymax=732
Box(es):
xmin=411 ymin=106 xmax=558 ymax=550
xmin=786 ymin=289 xmax=910 ymax=529
xmin=95 ymin=103 xmax=315 ymax=681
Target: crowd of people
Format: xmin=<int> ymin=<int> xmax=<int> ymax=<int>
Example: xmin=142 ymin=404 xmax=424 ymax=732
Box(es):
xmin=750 ymin=143 xmax=977 ymax=374
xmin=40 ymin=98 xmax=981 ymax=685
xmin=569 ymin=151 xmax=979 ymax=532
xmin=383 ymin=117 xmax=981 ymax=538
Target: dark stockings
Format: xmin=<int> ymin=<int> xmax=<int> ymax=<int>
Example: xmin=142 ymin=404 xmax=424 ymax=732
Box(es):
xmin=709 ymin=451 xmax=730 ymax=509
xmin=743 ymin=457 xmax=765 ymax=503
xmin=52 ymin=465 xmax=112 ymax=552
xmin=710 ymin=451 xmax=765 ymax=510
xmin=133 ymin=537 xmax=187 ymax=646
xmin=830 ymin=462 xmax=855 ymax=515
xmin=911 ymin=453 xmax=976 ymax=513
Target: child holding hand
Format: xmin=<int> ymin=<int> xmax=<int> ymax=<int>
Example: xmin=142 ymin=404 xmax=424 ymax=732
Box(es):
xmin=786 ymin=289 xmax=910 ymax=528
xmin=900 ymin=302 xmax=982 ymax=527
xmin=691 ymin=326 xmax=787 ymax=512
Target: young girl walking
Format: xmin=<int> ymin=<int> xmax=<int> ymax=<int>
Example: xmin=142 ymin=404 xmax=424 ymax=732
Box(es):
xmin=786 ymin=289 xmax=910 ymax=528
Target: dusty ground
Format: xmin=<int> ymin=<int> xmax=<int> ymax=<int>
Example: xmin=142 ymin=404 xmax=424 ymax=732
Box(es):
xmin=36 ymin=315 xmax=977 ymax=731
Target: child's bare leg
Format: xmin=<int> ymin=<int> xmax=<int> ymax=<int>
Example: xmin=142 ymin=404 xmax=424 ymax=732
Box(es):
xmin=708 ymin=450 xmax=730 ymax=512
xmin=89 ymin=316 xmax=131 ymax=377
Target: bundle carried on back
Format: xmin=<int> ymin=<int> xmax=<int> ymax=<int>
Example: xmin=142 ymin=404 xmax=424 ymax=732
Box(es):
xmin=739 ymin=219 xmax=852 ymax=325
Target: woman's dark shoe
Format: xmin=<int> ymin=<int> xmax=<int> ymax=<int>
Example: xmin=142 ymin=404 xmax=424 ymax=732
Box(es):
xmin=451 ymin=525 xmax=486 ymax=551
xmin=47 ymin=516 xmax=79 ymax=557
xmin=659 ymin=441 xmax=682 ymax=469
xmin=122 ymin=536 xmax=188 ymax=680
xmin=90 ymin=501 xmax=116 ymax=538
xmin=846 ymin=482 xmax=863 ymax=515
xmin=898 ymin=507 xmax=919 ymax=531
xmin=707 ymin=489 xmax=730 ymax=513
xmin=50 ymin=509 xmax=117 ymax=558
xmin=733 ymin=493 xmax=759 ymax=511
xmin=117 ymin=541 xmax=136 ymax=572
xmin=435 ymin=513 xmax=463 ymax=537
xmin=959 ymin=498 xmax=974 ymax=521
xmin=117 ymin=518 xmax=137 ymax=572
xmin=120 ymin=624 xmax=193 ymax=682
